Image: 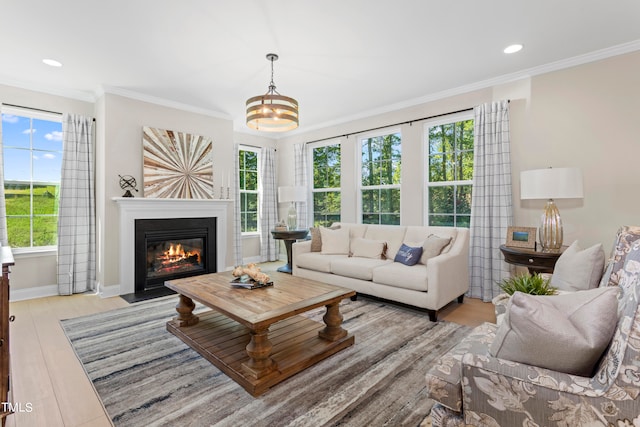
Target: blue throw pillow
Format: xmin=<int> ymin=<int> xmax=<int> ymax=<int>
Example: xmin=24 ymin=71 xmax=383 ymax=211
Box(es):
xmin=394 ymin=243 xmax=423 ymax=266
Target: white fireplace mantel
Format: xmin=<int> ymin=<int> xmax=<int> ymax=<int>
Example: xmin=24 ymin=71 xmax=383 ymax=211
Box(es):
xmin=113 ymin=197 xmax=232 ymax=295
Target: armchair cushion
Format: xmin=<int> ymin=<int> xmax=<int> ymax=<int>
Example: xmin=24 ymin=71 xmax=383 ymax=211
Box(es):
xmin=489 ymin=287 xmax=619 ymax=376
xmin=550 ymin=240 xmax=605 ymax=291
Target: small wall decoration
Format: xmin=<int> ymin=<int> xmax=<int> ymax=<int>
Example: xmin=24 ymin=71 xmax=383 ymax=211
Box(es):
xmin=142 ymin=126 xmax=213 ymax=199
xmin=506 ymin=226 xmax=537 ymax=249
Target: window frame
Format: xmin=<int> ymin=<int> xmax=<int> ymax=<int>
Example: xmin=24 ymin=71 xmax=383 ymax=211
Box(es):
xmin=2 ymin=106 xmax=63 ymax=254
xmin=357 ymin=128 xmax=402 ymax=225
xmin=423 ymin=111 xmax=474 ymax=228
xmin=307 ymin=139 xmax=342 ymax=227
xmin=238 ymin=145 xmax=260 ymax=236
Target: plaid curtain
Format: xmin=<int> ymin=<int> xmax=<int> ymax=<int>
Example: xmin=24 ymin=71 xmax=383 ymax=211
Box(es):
xmin=57 ymin=114 xmax=96 ymax=295
xmin=294 ymin=143 xmax=309 ymax=229
xmin=468 ymin=100 xmax=514 ymax=301
xmin=259 ymin=147 xmax=278 ymax=261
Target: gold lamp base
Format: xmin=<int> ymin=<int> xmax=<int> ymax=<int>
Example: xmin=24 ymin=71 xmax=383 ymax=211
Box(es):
xmin=539 ymin=199 xmax=563 ymax=251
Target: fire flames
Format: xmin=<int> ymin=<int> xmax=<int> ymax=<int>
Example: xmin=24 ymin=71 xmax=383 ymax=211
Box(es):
xmin=163 ymin=243 xmax=201 ymax=264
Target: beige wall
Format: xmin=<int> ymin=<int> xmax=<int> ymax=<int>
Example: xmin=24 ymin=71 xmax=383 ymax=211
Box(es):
xmin=277 ymin=50 xmax=640 ymax=251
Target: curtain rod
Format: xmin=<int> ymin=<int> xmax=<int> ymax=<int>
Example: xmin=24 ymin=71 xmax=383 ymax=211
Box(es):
xmin=304 ymin=100 xmax=510 ymax=145
xmin=239 ymin=143 xmax=276 ymax=151
xmin=1 ymin=103 xmax=96 ymax=121
xmin=304 ymin=107 xmax=474 ymax=145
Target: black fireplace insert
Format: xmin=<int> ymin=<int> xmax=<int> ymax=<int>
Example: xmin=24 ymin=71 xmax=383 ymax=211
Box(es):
xmin=134 ymin=217 xmax=217 ymax=293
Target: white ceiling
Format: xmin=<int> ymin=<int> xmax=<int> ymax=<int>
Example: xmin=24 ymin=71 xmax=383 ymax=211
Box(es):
xmin=1 ymin=1 xmax=639 ymax=135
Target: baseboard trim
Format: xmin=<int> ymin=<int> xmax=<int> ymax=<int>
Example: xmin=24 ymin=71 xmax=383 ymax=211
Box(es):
xmin=10 ymin=285 xmax=58 ymax=302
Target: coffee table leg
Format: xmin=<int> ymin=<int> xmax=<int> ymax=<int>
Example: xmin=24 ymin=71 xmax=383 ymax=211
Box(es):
xmin=243 ymin=327 xmax=276 ymax=379
xmin=174 ymin=294 xmax=199 ymax=327
xmin=319 ymin=301 xmax=348 ymax=341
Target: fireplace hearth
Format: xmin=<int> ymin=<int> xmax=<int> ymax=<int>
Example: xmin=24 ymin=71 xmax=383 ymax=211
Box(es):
xmin=133 ymin=217 xmax=216 ymax=298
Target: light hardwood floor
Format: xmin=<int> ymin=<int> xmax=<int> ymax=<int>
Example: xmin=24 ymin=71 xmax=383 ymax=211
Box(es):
xmin=6 ymin=267 xmax=495 ymax=427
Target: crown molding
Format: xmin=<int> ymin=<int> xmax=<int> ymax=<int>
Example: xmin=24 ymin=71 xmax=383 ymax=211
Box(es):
xmin=288 ymin=39 xmax=640 ymax=136
xmin=0 ymin=76 xmax=96 ymax=103
xmin=98 ymin=85 xmax=232 ymax=120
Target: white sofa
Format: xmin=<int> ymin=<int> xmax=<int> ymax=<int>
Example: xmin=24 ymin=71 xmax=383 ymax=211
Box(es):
xmin=292 ymin=223 xmax=469 ymax=321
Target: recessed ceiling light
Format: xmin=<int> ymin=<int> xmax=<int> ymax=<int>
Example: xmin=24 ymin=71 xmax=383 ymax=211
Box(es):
xmin=503 ymin=44 xmax=523 ymax=54
xmin=42 ymin=58 xmax=62 ymax=67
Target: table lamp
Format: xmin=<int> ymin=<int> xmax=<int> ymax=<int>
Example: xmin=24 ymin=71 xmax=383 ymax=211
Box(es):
xmin=278 ymin=186 xmax=306 ymax=230
xmin=520 ymin=167 xmax=583 ymax=251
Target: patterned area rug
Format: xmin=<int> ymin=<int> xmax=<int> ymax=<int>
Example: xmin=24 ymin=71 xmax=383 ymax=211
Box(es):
xmin=61 ymin=296 xmax=469 ymax=427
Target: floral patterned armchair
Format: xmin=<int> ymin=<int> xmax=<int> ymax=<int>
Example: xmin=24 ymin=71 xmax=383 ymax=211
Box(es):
xmin=425 ymin=226 xmax=640 ymax=426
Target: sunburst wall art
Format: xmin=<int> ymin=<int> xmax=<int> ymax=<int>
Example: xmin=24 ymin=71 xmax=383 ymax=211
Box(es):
xmin=142 ymin=126 xmax=214 ymax=199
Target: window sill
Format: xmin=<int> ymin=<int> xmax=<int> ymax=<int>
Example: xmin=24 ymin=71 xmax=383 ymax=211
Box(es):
xmin=242 ymin=233 xmax=260 ymax=238
xmin=11 ymin=247 xmax=57 ymax=258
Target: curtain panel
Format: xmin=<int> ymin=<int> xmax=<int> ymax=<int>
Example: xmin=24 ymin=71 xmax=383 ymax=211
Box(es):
xmin=294 ymin=143 xmax=309 ymax=229
xmin=57 ymin=114 xmax=96 ymax=295
xmin=259 ymin=147 xmax=278 ymax=262
xmin=232 ymin=143 xmax=243 ymax=266
xmin=469 ymin=100 xmax=514 ymax=301
xmin=0 ymin=112 xmax=8 ymax=245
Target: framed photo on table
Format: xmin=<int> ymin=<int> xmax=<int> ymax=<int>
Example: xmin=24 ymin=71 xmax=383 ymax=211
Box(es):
xmin=505 ymin=226 xmax=537 ymax=249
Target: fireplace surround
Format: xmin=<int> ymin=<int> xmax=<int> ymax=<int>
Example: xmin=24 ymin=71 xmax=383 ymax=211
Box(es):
xmin=113 ymin=197 xmax=231 ymax=297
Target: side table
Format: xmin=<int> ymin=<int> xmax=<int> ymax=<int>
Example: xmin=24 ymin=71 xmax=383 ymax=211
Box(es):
xmin=271 ymin=229 xmax=309 ymax=274
xmin=499 ymin=244 xmax=566 ymax=274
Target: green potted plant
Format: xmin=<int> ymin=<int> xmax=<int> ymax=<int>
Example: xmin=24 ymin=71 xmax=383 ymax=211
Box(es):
xmin=493 ymin=273 xmax=557 ymax=323
xmin=498 ymin=273 xmax=557 ymax=296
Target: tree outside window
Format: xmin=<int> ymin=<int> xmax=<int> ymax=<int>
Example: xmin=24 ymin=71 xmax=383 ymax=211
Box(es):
xmin=311 ymin=142 xmax=341 ymax=227
xmin=360 ymin=132 xmax=401 ymax=225
xmin=238 ymin=148 xmax=259 ymax=233
xmin=426 ymin=117 xmax=473 ymax=227
xmin=2 ymin=110 xmax=62 ymax=249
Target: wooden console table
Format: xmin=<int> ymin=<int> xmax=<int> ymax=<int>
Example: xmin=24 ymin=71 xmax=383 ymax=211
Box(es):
xmin=0 ymin=247 xmax=14 ymax=426
xmin=499 ymin=244 xmax=565 ymax=274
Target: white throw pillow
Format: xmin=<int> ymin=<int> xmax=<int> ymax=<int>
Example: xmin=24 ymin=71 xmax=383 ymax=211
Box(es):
xmin=489 ymin=287 xmax=619 ymax=376
xmin=550 ymin=241 xmax=605 ymax=291
xmin=350 ymin=237 xmax=387 ymax=259
xmin=420 ymin=235 xmax=452 ymax=265
xmin=320 ymin=227 xmax=350 ymax=255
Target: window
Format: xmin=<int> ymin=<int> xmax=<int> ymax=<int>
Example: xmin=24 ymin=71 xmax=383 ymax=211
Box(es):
xmin=2 ymin=109 xmax=63 ymax=249
xmin=310 ymin=142 xmax=341 ymax=227
xmin=360 ymin=131 xmax=401 ymax=224
xmin=238 ymin=147 xmax=259 ymax=233
xmin=425 ymin=115 xmax=474 ymax=227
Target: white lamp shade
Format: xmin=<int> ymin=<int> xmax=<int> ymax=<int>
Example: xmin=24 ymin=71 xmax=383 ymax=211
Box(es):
xmin=520 ymin=168 xmax=584 ymax=200
xmin=278 ymin=186 xmax=306 ymax=203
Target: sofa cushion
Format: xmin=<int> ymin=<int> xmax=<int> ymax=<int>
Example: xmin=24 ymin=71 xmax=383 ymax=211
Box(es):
xmin=350 ymin=237 xmax=387 ymax=259
xmin=309 ymin=224 xmax=340 ymax=252
xmin=405 ymin=226 xmax=457 ymax=255
xmin=420 ymin=235 xmax=452 ymax=265
xmin=372 ymin=262 xmax=429 ymax=291
xmin=550 ymin=240 xmax=605 ymax=291
xmin=394 ymin=243 xmax=423 ymax=266
xmin=295 ymin=253 xmax=348 ymax=273
xmin=489 ymin=287 xmax=619 ymax=376
xmin=320 ymin=227 xmax=350 ymax=255
xmin=330 ymin=257 xmax=391 ymax=281
xmin=364 ymin=225 xmax=407 ymax=260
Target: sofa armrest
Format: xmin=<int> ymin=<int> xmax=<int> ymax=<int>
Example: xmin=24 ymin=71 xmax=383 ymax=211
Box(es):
xmin=293 ymin=240 xmax=311 ymax=256
xmin=424 ymin=229 xmax=470 ymax=310
xmin=292 ymin=240 xmax=311 ymax=276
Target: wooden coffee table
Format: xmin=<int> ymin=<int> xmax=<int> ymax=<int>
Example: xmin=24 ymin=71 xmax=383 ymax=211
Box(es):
xmin=165 ymin=271 xmax=355 ymax=396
